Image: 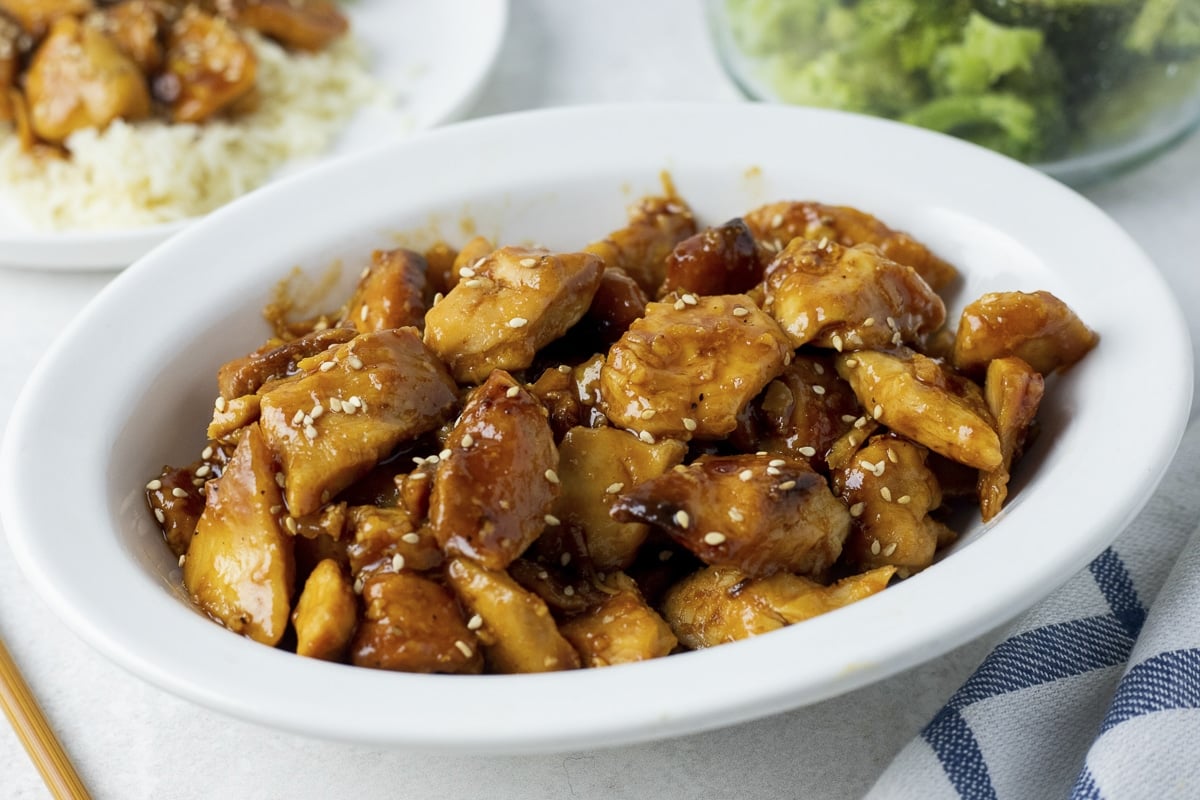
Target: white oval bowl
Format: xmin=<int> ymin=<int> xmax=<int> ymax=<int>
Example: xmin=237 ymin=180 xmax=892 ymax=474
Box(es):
xmin=1 ymin=104 xmax=1192 ymax=752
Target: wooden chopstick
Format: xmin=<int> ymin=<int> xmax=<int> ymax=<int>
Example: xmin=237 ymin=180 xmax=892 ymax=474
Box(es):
xmin=0 ymin=636 xmax=91 ymax=800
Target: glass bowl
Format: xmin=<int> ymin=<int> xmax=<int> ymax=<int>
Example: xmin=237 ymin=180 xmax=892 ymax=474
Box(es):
xmin=706 ymin=0 xmax=1200 ymax=185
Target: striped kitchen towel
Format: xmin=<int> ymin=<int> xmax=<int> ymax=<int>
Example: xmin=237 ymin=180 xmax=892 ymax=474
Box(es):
xmin=868 ymin=418 xmax=1200 ymax=800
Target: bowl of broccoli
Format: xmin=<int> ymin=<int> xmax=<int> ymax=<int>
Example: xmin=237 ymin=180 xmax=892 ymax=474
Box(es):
xmin=708 ymin=0 xmax=1200 ymax=184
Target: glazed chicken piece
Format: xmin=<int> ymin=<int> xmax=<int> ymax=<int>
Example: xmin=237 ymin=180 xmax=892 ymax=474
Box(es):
xmin=216 ymin=327 xmax=356 ymax=400
xmin=184 ymin=424 xmax=295 ymax=646
xmin=145 ymin=464 xmax=207 ymax=556
xmin=612 ymin=453 xmax=852 ymax=579
xmin=345 ymin=506 xmax=443 ymax=578
xmin=206 ymin=393 xmax=261 ymax=441
xmin=762 ymin=238 xmax=946 ymax=352
xmin=658 ymin=217 xmax=763 ymax=299
xmin=342 ymin=248 xmax=428 ymax=333
xmin=579 ymin=267 xmax=649 ymax=346
xmin=445 ymin=557 xmax=581 ymax=673
xmin=86 ymin=0 xmax=167 ymax=73
xmin=954 ymin=291 xmax=1099 ymax=376
xmin=292 ymin=558 xmax=357 ymax=661
xmin=553 ymin=426 xmax=687 ymax=571
xmin=423 ymin=245 xmax=604 ymax=383
xmin=258 ymin=328 xmax=458 ymax=517
xmin=0 ymin=0 xmax=92 ymax=37
xmin=430 ymin=371 xmax=560 ymax=571
xmin=584 ymin=193 xmax=697 ymax=296
xmin=213 ymin=0 xmax=347 ymax=51
xmin=832 ymin=436 xmax=943 ymax=577
xmin=746 ymin=355 xmax=860 ymax=471
xmin=559 ymin=573 xmax=678 ymax=667
xmin=978 ymin=357 xmax=1045 ymax=522
xmin=161 ymin=6 xmax=257 ymax=123
xmin=351 ymin=572 xmax=484 ymax=674
xmin=599 ymin=294 xmax=792 ymax=440
xmin=835 ymin=349 xmax=1002 ymax=470
xmin=0 ymin=15 xmax=20 ymax=124
xmin=662 ymin=564 xmax=896 ymax=649
xmin=24 ymin=16 xmax=151 ymax=144
xmin=744 ymin=201 xmax=958 ymax=292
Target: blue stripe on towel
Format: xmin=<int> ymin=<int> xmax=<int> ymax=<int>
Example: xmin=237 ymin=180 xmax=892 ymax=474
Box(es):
xmin=925 ymin=548 xmax=1146 ymax=798
xmin=1069 ymin=766 xmax=1103 ymax=800
xmin=1099 ymin=648 xmax=1200 ymax=734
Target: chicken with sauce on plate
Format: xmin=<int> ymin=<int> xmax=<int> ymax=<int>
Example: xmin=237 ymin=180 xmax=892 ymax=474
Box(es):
xmin=145 ymin=183 xmax=1097 ymax=673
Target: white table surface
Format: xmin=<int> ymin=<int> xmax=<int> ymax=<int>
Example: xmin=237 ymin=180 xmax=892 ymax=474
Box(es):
xmin=2 ymin=2 xmax=1198 ymax=798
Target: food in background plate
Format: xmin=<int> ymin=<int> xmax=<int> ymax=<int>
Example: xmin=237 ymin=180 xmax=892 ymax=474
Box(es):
xmin=144 ymin=182 xmax=1097 ymax=673
xmin=0 ymin=1 xmax=385 ymax=229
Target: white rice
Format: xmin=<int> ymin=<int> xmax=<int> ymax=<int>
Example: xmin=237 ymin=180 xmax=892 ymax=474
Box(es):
xmin=0 ymin=31 xmax=389 ymax=230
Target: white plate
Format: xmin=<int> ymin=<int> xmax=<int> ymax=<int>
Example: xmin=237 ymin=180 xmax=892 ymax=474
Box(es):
xmin=0 ymin=0 xmax=509 ymax=271
xmin=1 ymin=105 xmax=1192 ymax=753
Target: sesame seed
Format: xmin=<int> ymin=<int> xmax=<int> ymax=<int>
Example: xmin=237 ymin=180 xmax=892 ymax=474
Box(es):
xmin=291 ymin=409 xmax=306 ymax=426
xmin=778 ymin=480 xmax=797 ymax=490
xmin=880 ymin=487 xmax=893 ymax=502
xmin=154 ymin=508 xmax=165 ymax=523
xmin=269 ymin=505 xmax=282 ymax=514
xmin=798 ymin=446 xmax=817 ymax=457
xmin=682 ymin=417 xmax=697 ymax=431
xmin=360 ymin=305 xmax=369 ymax=322
xmin=538 ymin=570 xmax=549 ymax=580
xmin=842 ymin=414 xmax=858 ymax=423
xmin=544 ymin=514 xmax=560 ymax=526
xmin=389 ymin=553 xmax=405 ymax=572
xmin=638 ymin=431 xmax=655 ymax=444
xmin=892 ymin=331 xmax=903 ymax=346
xmin=886 ymin=317 xmax=897 ymax=329
xmin=506 ymin=385 xmax=521 ymax=398
xmin=409 ymin=471 xmax=429 ymax=481
xmin=728 ymin=508 xmax=745 ymax=522
xmin=459 ymin=266 xmax=477 ymax=278
xmin=703 ymin=532 xmax=726 ymax=545
xmin=873 ymin=404 xmax=883 ymax=419
xmin=854 ymin=416 xmax=868 ymax=429
xmin=673 ymin=510 xmax=690 ymax=529
xmin=898 ymin=495 xmax=912 ymax=505
xmin=871 ymin=539 xmax=881 ymax=556
xmin=766 ymin=466 xmax=781 ymax=476
xmin=831 ymin=334 xmax=844 ymax=352
xmin=640 ymin=409 xmax=656 ymax=420
xmin=348 ymin=355 xmax=364 ymax=370
xmin=659 ymin=550 xmax=674 ymax=561
xmin=454 ymin=640 xmax=473 ymax=658
xmin=673 ymin=464 xmax=687 ymax=472
xmin=739 ymin=469 xmax=753 ymax=482
xmin=171 ymin=487 xmax=188 ymax=498
xmin=146 ymin=479 xmax=162 ymax=491
xmin=461 ymin=434 xmax=475 ymax=448
xmin=817 ymin=236 xmax=829 ymax=249
xmin=178 ymin=554 xmax=186 ymax=567
xmin=563 ymin=586 xmax=576 ymax=597
xmin=192 ymin=479 xmax=205 ymax=487
xmin=342 ymin=403 xmax=357 ymax=416
xmin=732 ymin=307 xmax=749 ymax=317
xmin=354 ymin=577 xmax=364 ymax=594
xmin=214 ymin=396 xmax=226 ymax=412
xmin=401 ymin=532 xmax=421 ymax=544
xmin=463 ymin=279 xmax=482 ymax=288
xmin=681 ymin=294 xmax=698 ymax=306
xmin=887 ymin=448 xmax=898 ymax=464
xmin=863 ymin=317 xmax=875 ymax=327
xmin=412 ymin=456 xmax=426 ymax=466
xmin=508 ymin=317 xmax=529 ymax=329
xmin=560 ymin=552 xmax=571 ymax=566
xmin=426 ymin=455 xmax=440 ymax=465
xmin=472 ymin=256 xmax=487 ymax=270
xmin=850 ymin=502 xmax=865 ymax=517
xmin=519 ymin=257 xmax=538 ymax=267
xmin=674 ymin=300 xmax=685 ymax=311
xmin=859 ymin=459 xmax=875 ymax=471
xmin=605 ymin=482 xmax=625 ymax=494
xmin=285 ymin=516 xmax=298 ymax=534
xmin=201 ymin=446 xmax=214 ymax=460
xmin=467 ymin=614 xmax=483 ymax=630
xmin=275 ymin=472 xmax=286 ymax=487
xmin=771 ymin=213 xmax=783 ymax=228
xmin=438 ymin=448 xmax=451 ymax=460
xmin=319 ymin=361 xmax=336 ymax=372
xmin=432 ymin=292 xmax=444 ymax=305
xmin=812 ymin=385 xmax=827 ymax=395
xmin=883 ymin=543 xmax=898 ymax=556
xmin=845 ymin=358 xmax=858 ymax=368
xmin=310 ymin=405 xmax=324 ymax=419
xmin=769 ymin=458 xmax=786 ymax=467
xmin=304 ymin=424 xmax=318 ymax=440
xmin=545 ymin=469 xmax=560 ymax=484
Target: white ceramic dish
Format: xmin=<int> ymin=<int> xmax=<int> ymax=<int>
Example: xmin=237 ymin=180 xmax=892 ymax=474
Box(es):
xmin=1 ymin=105 xmax=1192 ymax=753
xmin=0 ymin=0 xmax=508 ymax=271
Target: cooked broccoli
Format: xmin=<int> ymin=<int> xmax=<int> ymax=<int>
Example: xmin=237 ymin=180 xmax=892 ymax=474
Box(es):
xmin=930 ymin=13 xmax=1046 ymax=95
xmin=901 ymin=93 xmax=1067 ymax=161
